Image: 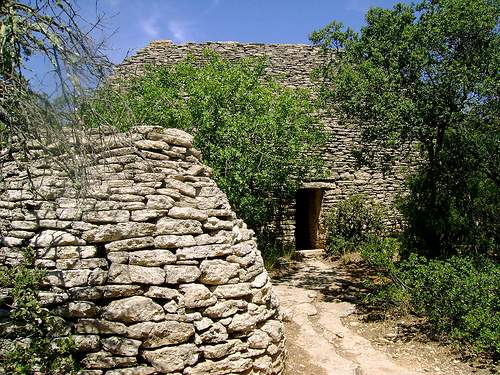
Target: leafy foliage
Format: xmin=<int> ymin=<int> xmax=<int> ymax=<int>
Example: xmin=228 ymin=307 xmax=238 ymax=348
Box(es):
xmin=94 ymin=51 xmax=324 ymax=231
xmin=400 ymin=254 xmax=500 ymax=356
xmin=325 ymin=194 xmax=386 ymax=256
xmin=310 ymin=0 xmax=500 ymax=259
xmin=0 ymin=248 xmax=76 ymax=374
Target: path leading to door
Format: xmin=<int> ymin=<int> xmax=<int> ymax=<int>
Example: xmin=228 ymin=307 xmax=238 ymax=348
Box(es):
xmin=272 ymin=251 xmax=421 ymax=375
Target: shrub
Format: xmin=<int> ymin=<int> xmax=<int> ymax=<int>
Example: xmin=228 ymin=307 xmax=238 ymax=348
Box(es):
xmin=325 ymin=194 xmax=386 ymax=256
xmin=0 ymin=247 xmax=77 ymax=374
xmin=400 ymin=254 xmax=500 ymax=355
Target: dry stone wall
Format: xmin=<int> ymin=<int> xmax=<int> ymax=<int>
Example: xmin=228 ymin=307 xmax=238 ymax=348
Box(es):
xmin=112 ymin=41 xmax=406 ymax=246
xmin=0 ymin=126 xmax=285 ymax=374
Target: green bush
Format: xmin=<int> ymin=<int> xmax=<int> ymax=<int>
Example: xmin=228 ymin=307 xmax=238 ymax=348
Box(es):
xmin=399 ymin=254 xmax=500 ymax=355
xmin=325 ymin=194 xmax=386 ymax=256
xmin=0 ymin=248 xmax=76 ymax=374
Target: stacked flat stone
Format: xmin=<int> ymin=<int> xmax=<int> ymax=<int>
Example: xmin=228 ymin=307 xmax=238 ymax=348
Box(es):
xmin=111 ymin=40 xmax=407 ymax=244
xmin=0 ymin=126 xmax=285 ymax=375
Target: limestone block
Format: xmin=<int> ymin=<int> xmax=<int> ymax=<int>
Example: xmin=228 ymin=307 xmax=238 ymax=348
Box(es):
xmin=56 ymin=208 xmax=83 ymax=220
xmin=127 ymin=321 xmax=195 ymax=348
xmin=203 ymin=300 xmax=248 ymax=319
xmin=108 ymin=264 xmax=166 ymax=285
xmin=146 ymin=195 xmax=174 ymax=210
xmin=75 ymin=319 xmax=128 ymax=335
xmin=202 ymin=217 xmax=234 ymax=231
xmin=69 ymin=286 xmax=104 ymax=300
xmin=129 ymin=249 xmax=176 ymax=266
xmin=193 ymin=232 xmax=230 ymax=246
xmin=142 ymin=343 xmax=199 ymax=373
xmin=134 ymin=139 xmax=166 ymax=151
xmin=45 ymin=269 xmax=92 ymax=288
xmin=213 ymin=283 xmax=252 ymax=298
xmin=194 ymin=317 xmax=213 ymax=331
xmin=30 ymin=229 xmax=86 ymax=247
xmin=103 ymin=296 xmax=165 ymax=324
xmin=82 ymin=210 xmax=130 ymax=223
xmin=130 ymin=209 xmax=166 ymax=221
xmin=156 ymin=218 xmax=202 ymax=235
xmin=184 ymin=355 xmax=252 ymax=375
xmin=105 ymin=366 xmax=157 ymax=375
xmin=251 ymin=271 xmax=269 ymax=289
xmin=72 ymin=335 xmax=100 ymax=352
xmin=154 ymin=234 xmax=196 ymax=249
xmin=179 ymin=284 xmax=216 ymax=308
xmin=56 ymin=245 xmax=98 ymax=259
xmin=83 ymin=223 xmax=156 ymax=242
xmin=108 ymin=193 xmax=144 ymax=202
xmin=1 ymin=236 xmax=25 ymax=247
xmin=198 ymin=322 xmax=228 ymax=344
xmin=107 ymin=251 xmax=129 ymax=264
xmin=175 ymin=244 xmax=232 ymax=260
xmin=165 ymin=179 xmax=196 ymax=197
xmin=202 ymin=342 xmax=235 ymax=359
xmin=11 ymin=220 xmax=38 ymax=230
xmin=80 ymin=351 xmax=137 ymax=369
xmin=97 ymin=285 xmax=143 ymax=298
xmin=56 ymin=258 xmax=107 ymax=270
xmin=104 ymin=236 xmax=154 ymax=251
xmin=248 ymin=330 xmax=272 ymax=349
xmin=102 ymin=336 xmax=142 ymax=356
xmin=252 ymin=355 xmax=273 ymax=373
xmin=88 ymin=268 xmax=108 ymax=286
xmin=165 ymin=265 xmax=201 ymax=284
xmin=54 ymin=301 xmax=100 ymax=318
xmin=144 ymin=286 xmax=180 ymax=300
xmin=199 ymin=260 xmax=239 ymax=285
xmin=228 ymin=313 xmax=257 ymax=332
xmin=168 ymin=206 xmax=208 ymax=221
xmin=260 ymin=320 xmax=285 ymax=343
xmin=37 ymin=291 xmax=69 ymax=305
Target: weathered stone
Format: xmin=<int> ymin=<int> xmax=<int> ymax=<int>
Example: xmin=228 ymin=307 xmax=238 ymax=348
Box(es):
xmin=156 ymin=218 xmax=203 ymax=235
xmin=142 ymin=344 xmax=199 ymax=373
xmin=248 ymin=330 xmax=272 ymax=349
xmin=82 ymin=223 xmax=155 ymax=242
xmin=184 ymin=355 xmax=252 ymax=375
xmin=146 ymin=194 xmax=175 ymax=210
xmin=45 ymin=269 xmax=92 ymax=288
xmin=144 ymin=286 xmax=180 ymax=299
xmin=260 ymin=320 xmax=285 ymax=343
xmin=30 ymin=229 xmax=86 ymax=247
xmin=102 ymin=336 xmax=142 ymax=356
xmin=103 ymin=296 xmax=165 ymax=323
xmin=198 ymin=322 xmax=228 ymax=343
xmin=130 ymin=209 xmax=166 ymax=221
xmin=129 ymin=249 xmax=176 ymax=266
xmin=56 ymin=258 xmax=107 ymax=270
xmin=199 ymin=259 xmax=239 ymax=285
xmin=80 ymin=351 xmax=137 ymax=369
xmin=105 ymin=236 xmax=155 ymax=252
xmin=82 ymin=210 xmax=130 ymax=223
xmin=54 ymin=301 xmax=100 ymax=318
xmin=179 ymin=284 xmax=216 ymax=308
xmin=75 ymin=319 xmax=128 ymax=335
xmin=108 ymin=264 xmax=166 ymax=285
xmin=168 ymin=206 xmax=208 ymax=221
xmin=154 ymin=234 xmax=196 ymax=248
xmin=105 ymin=366 xmax=157 ymax=375
xmin=57 ymin=245 xmax=98 ymax=259
xmin=127 ymin=321 xmax=195 ymax=348
xmin=72 ymin=335 xmax=100 ymax=352
xmin=97 ymin=285 xmax=143 ymax=298
xmin=175 ymin=244 xmax=232 ymax=260
xmin=202 ymin=217 xmax=234 ymax=231
xmin=203 ymin=300 xmax=248 ymax=319
xmin=165 ymin=265 xmax=201 ymax=284
xmin=213 ymin=283 xmax=252 ymax=298
xmin=164 ymin=179 xmax=196 ymax=197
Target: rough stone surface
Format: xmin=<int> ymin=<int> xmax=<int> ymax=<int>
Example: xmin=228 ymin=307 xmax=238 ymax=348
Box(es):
xmin=0 ymin=125 xmax=285 ymax=374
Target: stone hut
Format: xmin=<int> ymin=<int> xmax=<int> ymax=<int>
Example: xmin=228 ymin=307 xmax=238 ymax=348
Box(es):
xmin=112 ymin=41 xmax=406 ymax=250
xmin=0 ymin=126 xmax=285 ymax=374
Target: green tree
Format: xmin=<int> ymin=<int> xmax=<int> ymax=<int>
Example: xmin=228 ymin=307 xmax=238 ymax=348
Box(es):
xmin=310 ymin=0 xmax=500 ymax=258
xmin=95 ymin=52 xmax=324 ymax=234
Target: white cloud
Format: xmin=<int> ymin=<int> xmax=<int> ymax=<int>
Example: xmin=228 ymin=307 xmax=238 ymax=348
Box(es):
xmin=140 ymin=16 xmax=160 ymax=38
xmin=169 ymin=20 xmax=195 ymax=43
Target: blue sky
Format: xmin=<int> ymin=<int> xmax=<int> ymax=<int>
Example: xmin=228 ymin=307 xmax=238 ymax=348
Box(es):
xmin=84 ymin=0 xmax=403 ymax=64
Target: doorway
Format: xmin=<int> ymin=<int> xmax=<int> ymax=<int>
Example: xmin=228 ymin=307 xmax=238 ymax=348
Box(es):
xmin=295 ymin=189 xmax=325 ymax=250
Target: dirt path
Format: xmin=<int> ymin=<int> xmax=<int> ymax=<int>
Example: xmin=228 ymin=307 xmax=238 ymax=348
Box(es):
xmin=271 ymin=251 xmax=490 ymax=375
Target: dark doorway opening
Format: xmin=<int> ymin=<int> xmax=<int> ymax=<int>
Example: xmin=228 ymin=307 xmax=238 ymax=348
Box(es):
xmin=295 ymin=189 xmax=325 ymax=250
